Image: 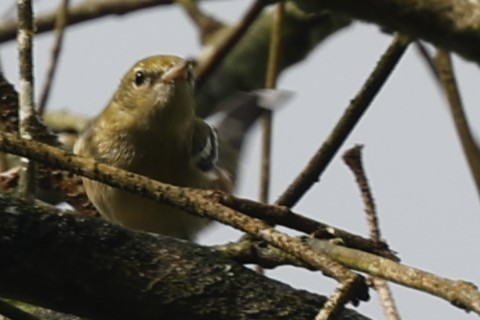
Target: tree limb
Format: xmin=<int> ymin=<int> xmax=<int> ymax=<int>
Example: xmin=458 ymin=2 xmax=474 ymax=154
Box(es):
xmin=0 ymin=194 xmax=370 ymax=320
xmin=295 ymin=0 xmax=480 ymax=64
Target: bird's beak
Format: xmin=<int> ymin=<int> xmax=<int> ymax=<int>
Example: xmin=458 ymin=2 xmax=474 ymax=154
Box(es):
xmin=162 ymin=59 xmax=192 ymax=83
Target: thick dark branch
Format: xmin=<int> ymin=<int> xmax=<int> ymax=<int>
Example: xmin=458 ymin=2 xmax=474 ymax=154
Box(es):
xmin=295 ymin=0 xmax=480 ymax=63
xmin=0 ymin=194 xmax=370 ymax=320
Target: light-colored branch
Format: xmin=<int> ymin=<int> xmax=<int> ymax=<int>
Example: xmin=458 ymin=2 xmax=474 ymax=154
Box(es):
xmin=305 ymin=238 xmax=480 ymax=315
xmin=16 ymin=0 xmax=36 ymax=199
xmin=220 ymin=235 xmax=480 ymax=315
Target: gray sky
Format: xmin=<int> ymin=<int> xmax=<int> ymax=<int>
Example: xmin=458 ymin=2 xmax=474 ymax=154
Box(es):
xmin=0 ymin=1 xmax=479 ymax=319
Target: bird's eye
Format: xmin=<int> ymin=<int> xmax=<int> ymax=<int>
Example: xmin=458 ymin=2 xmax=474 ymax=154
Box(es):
xmin=134 ymin=71 xmax=146 ymax=86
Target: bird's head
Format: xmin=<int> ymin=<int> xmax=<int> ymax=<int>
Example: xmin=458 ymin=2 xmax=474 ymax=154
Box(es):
xmin=112 ymin=55 xmax=195 ymax=122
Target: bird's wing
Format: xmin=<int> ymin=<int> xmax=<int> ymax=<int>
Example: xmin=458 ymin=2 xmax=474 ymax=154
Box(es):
xmin=191 ymin=118 xmax=218 ymax=172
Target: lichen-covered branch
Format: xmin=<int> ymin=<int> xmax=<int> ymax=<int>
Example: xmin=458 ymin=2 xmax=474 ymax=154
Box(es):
xmin=305 ymin=238 xmax=480 ymax=314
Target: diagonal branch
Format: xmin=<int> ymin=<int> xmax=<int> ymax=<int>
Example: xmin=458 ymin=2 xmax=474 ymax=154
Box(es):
xmin=434 ymin=51 xmax=480 ymax=202
xmin=275 ymin=34 xmax=410 ymax=208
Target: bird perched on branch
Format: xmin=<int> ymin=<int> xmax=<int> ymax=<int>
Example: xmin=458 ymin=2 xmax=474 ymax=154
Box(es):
xmin=74 ymin=55 xmax=230 ymax=240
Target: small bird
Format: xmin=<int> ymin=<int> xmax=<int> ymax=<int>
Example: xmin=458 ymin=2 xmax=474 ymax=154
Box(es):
xmin=74 ymin=55 xmax=229 ymax=240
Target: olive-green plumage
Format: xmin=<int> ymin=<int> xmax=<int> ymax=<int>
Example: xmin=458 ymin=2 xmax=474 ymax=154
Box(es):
xmin=74 ymin=55 xmax=223 ymax=240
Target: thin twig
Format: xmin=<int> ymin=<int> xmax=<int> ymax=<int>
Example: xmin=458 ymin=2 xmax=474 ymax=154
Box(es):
xmin=315 ymin=276 xmax=361 ymax=320
xmin=38 ymin=0 xmax=70 ymax=114
xmin=256 ymin=2 xmax=285 ymax=274
xmin=17 ymin=0 xmax=36 ymax=199
xmin=343 ymin=145 xmax=401 ymax=320
xmin=275 ymin=34 xmax=410 ymax=208
xmin=343 ymin=145 xmax=381 ymax=242
xmin=220 ymin=194 xmax=396 ymax=259
xmin=260 ymin=2 xmax=284 ymax=203
xmin=196 ymin=1 xmax=264 ymax=88
xmin=0 ymin=299 xmax=41 ymax=320
xmin=371 ymin=278 xmax=401 ymax=320
xmin=434 ymin=50 xmax=480 ymax=202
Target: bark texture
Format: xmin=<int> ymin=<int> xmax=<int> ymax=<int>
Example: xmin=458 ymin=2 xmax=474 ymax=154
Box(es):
xmin=0 ymin=194 xmax=370 ymax=320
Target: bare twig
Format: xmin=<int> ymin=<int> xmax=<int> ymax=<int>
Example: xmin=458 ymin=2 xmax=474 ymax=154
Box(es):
xmin=38 ymin=0 xmax=70 ymax=114
xmin=434 ymin=50 xmax=480 ymax=202
xmin=196 ymin=1 xmax=264 ymax=88
xmin=371 ymin=278 xmax=401 ymax=320
xmin=276 ymin=34 xmax=410 ymax=208
xmin=343 ymin=145 xmax=381 ymax=242
xmin=315 ymin=276 xmax=361 ymax=320
xmin=255 ymin=1 xmax=285 ymax=275
xmin=343 ymin=145 xmax=401 ymax=320
xmin=17 ymin=0 xmax=36 ymax=199
xmin=260 ymin=2 xmax=284 ymax=203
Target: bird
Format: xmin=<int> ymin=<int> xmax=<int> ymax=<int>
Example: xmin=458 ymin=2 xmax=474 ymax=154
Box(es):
xmin=74 ymin=55 xmax=229 ymax=240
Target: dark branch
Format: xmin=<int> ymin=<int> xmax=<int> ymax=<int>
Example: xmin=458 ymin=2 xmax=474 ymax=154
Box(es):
xmin=0 ymin=194 xmax=370 ymax=320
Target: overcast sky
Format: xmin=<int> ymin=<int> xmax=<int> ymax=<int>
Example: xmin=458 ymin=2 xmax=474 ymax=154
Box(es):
xmin=0 ymin=1 xmax=479 ymax=319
